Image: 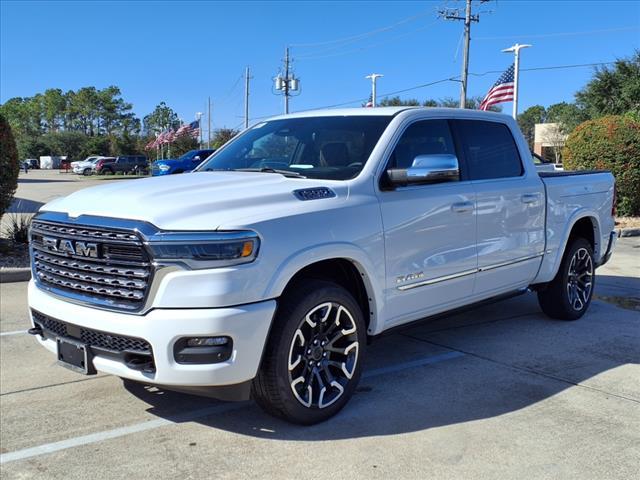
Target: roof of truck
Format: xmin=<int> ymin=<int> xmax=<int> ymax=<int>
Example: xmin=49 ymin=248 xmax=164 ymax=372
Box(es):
xmin=266 ymin=106 xmax=508 ymax=121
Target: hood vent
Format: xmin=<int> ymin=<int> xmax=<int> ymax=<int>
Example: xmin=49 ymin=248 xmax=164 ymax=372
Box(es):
xmin=293 ymin=187 xmax=336 ymax=201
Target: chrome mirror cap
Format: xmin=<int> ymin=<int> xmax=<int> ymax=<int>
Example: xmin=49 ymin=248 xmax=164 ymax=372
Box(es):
xmin=387 ymin=154 xmax=460 ymax=186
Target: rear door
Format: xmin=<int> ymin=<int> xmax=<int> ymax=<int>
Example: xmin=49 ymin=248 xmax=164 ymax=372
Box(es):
xmin=378 ymin=119 xmax=477 ymax=327
xmin=453 ymin=119 xmax=545 ymax=296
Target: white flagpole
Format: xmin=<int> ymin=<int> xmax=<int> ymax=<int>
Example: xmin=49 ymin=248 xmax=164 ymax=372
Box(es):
xmin=502 ymin=43 xmax=531 ymax=119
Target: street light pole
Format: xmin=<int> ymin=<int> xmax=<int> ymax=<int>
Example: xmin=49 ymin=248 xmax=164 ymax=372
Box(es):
xmin=195 ymin=112 xmax=203 ymax=149
xmin=502 ymin=43 xmax=532 ymax=119
xmin=365 ymin=73 xmax=384 ymax=107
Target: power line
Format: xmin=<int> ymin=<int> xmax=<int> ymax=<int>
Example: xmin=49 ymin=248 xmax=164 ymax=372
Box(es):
xmin=296 ymin=20 xmax=440 ymax=61
xmin=290 ymin=8 xmax=434 ymax=49
xmin=476 ymin=25 xmax=639 ymax=41
xmin=468 ymin=61 xmax=616 ymax=76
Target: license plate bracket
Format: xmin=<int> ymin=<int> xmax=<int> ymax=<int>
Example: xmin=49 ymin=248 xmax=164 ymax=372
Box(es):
xmin=56 ymin=337 xmax=95 ymax=375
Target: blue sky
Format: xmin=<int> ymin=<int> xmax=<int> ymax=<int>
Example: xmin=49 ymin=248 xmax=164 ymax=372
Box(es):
xmin=1 ymin=0 xmax=639 ymax=130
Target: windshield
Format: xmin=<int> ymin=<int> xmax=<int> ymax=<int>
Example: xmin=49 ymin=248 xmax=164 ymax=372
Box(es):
xmin=197 ymin=116 xmax=392 ymax=180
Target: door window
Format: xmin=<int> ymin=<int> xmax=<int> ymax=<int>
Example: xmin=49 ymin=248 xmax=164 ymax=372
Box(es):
xmin=388 ymin=120 xmax=456 ymax=170
xmin=455 ymin=120 xmax=523 ymax=180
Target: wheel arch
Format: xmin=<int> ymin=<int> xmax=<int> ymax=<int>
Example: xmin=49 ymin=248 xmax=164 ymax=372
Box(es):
xmin=535 ymin=210 xmax=602 ymax=284
xmin=264 ymin=245 xmax=383 ymax=335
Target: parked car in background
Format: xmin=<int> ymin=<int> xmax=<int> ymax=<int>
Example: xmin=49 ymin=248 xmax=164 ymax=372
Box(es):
xmin=71 ymin=155 xmax=103 ymax=170
xmin=96 ymin=155 xmax=148 ymax=175
xmin=152 ymin=149 xmax=215 ymax=176
xmin=27 ymin=108 xmax=617 ymax=425
xmin=73 ymin=156 xmax=109 ymax=176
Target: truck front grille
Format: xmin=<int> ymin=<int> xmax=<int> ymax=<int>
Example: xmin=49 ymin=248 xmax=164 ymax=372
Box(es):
xmin=30 ymin=220 xmax=152 ymax=311
xmin=32 ymin=310 xmax=152 ymax=354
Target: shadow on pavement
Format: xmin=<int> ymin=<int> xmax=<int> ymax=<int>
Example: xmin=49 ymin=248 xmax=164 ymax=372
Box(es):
xmin=7 ymin=198 xmax=45 ymax=213
xmin=123 ymin=289 xmax=639 ymax=440
xmin=17 ymin=178 xmax=74 ymax=184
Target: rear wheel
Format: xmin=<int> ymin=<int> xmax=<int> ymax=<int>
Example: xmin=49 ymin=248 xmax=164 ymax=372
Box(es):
xmin=83 ymin=168 xmax=91 ymax=176
xmin=252 ymin=280 xmax=366 ymax=424
xmin=538 ymin=237 xmax=595 ymax=320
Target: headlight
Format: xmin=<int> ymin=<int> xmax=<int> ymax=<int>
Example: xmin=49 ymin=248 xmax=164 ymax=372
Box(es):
xmin=158 ymin=164 xmax=171 ymax=171
xmin=147 ymin=231 xmax=259 ymax=269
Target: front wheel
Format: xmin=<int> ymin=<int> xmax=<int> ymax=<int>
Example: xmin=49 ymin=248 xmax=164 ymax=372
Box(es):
xmin=538 ymin=237 xmax=595 ymax=320
xmin=252 ymin=280 xmax=366 ymax=424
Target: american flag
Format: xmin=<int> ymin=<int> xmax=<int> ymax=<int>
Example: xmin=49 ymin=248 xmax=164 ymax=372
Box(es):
xmin=479 ymin=64 xmax=515 ymax=111
xmin=364 ymin=93 xmax=373 ymax=108
xmin=175 ymin=120 xmax=200 ymax=139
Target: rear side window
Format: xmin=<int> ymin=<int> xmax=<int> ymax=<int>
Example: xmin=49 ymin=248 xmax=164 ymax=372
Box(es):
xmin=455 ymin=120 xmax=523 ymax=180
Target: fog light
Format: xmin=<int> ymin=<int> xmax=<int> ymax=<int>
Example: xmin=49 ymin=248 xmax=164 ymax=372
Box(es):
xmin=186 ymin=337 xmax=229 ymax=347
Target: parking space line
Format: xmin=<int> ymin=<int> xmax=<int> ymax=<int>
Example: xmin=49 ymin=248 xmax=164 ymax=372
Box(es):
xmin=0 ymin=350 xmax=463 ymax=465
xmin=0 ymin=330 xmax=26 ymax=337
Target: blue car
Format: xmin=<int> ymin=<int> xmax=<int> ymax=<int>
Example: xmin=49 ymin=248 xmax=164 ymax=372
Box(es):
xmin=152 ymin=149 xmax=215 ymax=176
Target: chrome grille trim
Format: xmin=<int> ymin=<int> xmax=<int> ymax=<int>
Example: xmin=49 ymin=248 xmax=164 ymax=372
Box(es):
xmin=36 ymin=271 xmax=146 ymax=300
xmin=35 ymin=260 xmax=148 ymax=289
xmin=30 ymin=221 xmax=141 ymax=243
xmin=32 ymin=250 xmax=149 ymax=278
xmin=30 ymin=213 xmax=158 ymax=312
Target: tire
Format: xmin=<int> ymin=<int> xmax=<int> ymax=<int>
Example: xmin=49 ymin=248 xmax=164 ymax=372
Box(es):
xmin=83 ymin=168 xmax=91 ymax=176
xmin=252 ymin=279 xmax=366 ymax=425
xmin=538 ymin=237 xmax=595 ymax=320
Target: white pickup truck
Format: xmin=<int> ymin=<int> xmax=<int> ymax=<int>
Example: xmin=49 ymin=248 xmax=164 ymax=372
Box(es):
xmin=28 ymin=107 xmax=617 ymax=424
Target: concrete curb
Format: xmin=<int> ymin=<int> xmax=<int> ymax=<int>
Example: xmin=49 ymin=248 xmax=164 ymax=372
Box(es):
xmin=0 ymin=268 xmax=31 ymax=283
xmin=619 ymin=228 xmax=640 ymax=238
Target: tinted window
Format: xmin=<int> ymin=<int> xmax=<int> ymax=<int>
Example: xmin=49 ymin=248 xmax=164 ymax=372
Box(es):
xmin=198 ymin=116 xmax=391 ymax=180
xmin=455 ymin=120 xmax=522 ymax=180
xmin=388 ymin=120 xmax=456 ymax=169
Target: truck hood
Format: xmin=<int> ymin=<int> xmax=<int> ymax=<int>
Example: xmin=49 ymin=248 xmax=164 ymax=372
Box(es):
xmin=41 ymin=171 xmax=347 ymax=230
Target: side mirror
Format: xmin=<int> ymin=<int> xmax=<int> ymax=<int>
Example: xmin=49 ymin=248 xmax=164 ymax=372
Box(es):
xmin=386 ymin=154 xmax=459 ymax=187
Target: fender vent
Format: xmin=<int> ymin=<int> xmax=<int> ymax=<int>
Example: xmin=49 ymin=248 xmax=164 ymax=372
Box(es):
xmin=293 ymin=187 xmax=336 ymax=201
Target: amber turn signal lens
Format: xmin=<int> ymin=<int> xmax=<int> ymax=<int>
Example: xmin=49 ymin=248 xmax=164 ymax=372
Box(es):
xmin=241 ymin=241 xmax=254 ymax=258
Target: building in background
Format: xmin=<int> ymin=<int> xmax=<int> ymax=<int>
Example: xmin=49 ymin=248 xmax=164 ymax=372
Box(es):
xmin=534 ymin=123 xmax=567 ymax=164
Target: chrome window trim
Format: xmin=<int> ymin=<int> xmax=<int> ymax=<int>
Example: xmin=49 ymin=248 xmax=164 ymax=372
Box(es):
xmin=397 ymin=252 xmax=543 ymax=291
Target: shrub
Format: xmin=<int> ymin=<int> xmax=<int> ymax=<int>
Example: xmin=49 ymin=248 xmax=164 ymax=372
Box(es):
xmin=563 ymin=115 xmax=640 ymax=216
xmin=3 ymin=209 xmax=33 ymax=244
xmin=0 ymin=113 xmax=20 ymax=217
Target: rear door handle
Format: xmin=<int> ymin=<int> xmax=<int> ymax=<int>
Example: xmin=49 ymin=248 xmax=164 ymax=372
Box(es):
xmin=451 ymin=201 xmax=474 ymax=213
xmin=521 ymin=193 xmax=540 ymax=204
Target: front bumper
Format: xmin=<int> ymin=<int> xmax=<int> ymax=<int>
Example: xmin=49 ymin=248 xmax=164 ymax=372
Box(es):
xmin=597 ymin=230 xmax=618 ymax=267
xmin=28 ymin=281 xmax=276 ymax=387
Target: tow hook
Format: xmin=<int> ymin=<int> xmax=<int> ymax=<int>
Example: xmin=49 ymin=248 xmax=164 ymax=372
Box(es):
xmin=27 ymin=326 xmax=43 ymax=336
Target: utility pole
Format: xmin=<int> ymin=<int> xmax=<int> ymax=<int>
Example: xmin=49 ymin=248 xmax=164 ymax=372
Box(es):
xmin=207 ymin=97 xmax=212 ymax=148
xmin=502 ymin=43 xmax=532 ymax=119
xmin=244 ymin=66 xmax=251 ymax=129
xmin=274 ymin=47 xmax=300 ymax=114
xmin=439 ymin=0 xmax=481 ymax=108
xmin=365 ymin=73 xmax=384 ymax=107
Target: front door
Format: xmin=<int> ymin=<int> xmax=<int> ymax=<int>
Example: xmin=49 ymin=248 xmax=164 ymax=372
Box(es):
xmin=378 ymin=119 xmax=477 ymax=328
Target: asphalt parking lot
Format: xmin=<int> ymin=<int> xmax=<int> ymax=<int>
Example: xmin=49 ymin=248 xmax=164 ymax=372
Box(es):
xmin=1 ymin=232 xmax=638 ymax=478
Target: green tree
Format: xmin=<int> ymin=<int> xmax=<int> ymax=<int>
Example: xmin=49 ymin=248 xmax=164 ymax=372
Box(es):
xmin=546 ymin=102 xmax=588 ymax=133
xmin=0 ymin=114 xmax=19 ymax=217
xmin=576 ymin=51 xmax=640 ymax=118
xmin=212 ymin=128 xmax=239 ymax=148
xmin=563 ymin=115 xmax=640 ymax=216
xmin=143 ymin=102 xmax=179 ymax=136
xmin=378 ymin=96 xmax=420 ymax=107
xmin=517 ymin=105 xmax=546 ymax=149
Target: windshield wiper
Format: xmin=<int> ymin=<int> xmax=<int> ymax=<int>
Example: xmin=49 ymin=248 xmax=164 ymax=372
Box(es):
xmin=234 ymin=167 xmax=306 ymax=178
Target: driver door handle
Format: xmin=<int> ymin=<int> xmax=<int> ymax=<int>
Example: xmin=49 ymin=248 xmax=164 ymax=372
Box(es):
xmin=451 ymin=201 xmax=474 ymax=213
xmin=521 ymin=193 xmax=541 ymax=204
